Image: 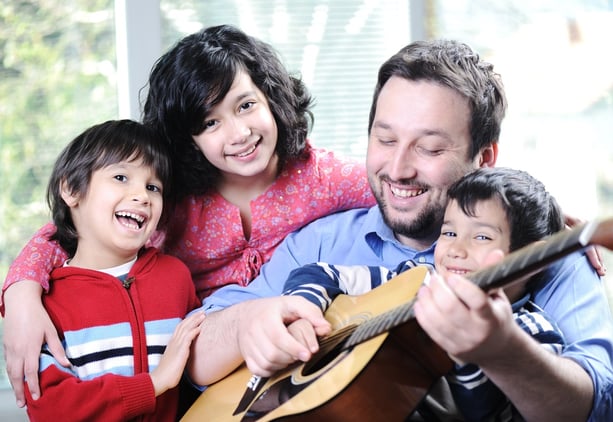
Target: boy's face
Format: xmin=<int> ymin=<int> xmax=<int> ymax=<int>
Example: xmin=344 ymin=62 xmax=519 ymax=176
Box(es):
xmin=62 ymin=157 xmax=163 ymax=269
xmin=434 ymin=198 xmax=511 ymax=280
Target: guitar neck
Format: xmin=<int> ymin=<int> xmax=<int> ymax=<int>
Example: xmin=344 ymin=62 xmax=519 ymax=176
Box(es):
xmin=470 ymin=220 xmax=597 ymax=290
xmin=344 ymin=220 xmax=601 ymax=349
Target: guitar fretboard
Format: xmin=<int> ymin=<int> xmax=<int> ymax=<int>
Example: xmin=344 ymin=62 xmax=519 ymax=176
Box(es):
xmin=342 ymin=221 xmax=596 ymax=350
xmin=471 ymin=221 xmax=595 ymax=290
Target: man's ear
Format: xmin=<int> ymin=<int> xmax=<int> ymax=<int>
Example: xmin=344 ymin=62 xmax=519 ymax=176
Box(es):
xmin=60 ymin=180 xmax=79 ymax=208
xmin=478 ymin=143 xmax=498 ymax=168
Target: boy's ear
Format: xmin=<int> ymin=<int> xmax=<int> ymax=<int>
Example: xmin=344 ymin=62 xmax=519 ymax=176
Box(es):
xmin=60 ymin=180 xmax=79 ymax=208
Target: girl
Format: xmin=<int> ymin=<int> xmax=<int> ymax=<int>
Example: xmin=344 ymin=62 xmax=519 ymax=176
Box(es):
xmin=4 ymin=24 xmax=374 ymax=300
xmin=142 ymin=24 xmax=375 ymax=298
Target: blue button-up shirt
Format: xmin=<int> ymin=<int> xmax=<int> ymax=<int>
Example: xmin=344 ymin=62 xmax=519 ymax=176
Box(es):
xmin=202 ymin=206 xmax=613 ymax=420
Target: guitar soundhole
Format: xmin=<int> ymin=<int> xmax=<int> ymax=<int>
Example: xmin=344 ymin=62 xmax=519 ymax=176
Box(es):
xmin=301 ymin=339 xmax=346 ymax=376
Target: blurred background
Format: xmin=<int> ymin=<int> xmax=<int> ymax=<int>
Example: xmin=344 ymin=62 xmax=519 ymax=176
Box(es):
xmin=1 ymin=0 xmax=612 ymax=416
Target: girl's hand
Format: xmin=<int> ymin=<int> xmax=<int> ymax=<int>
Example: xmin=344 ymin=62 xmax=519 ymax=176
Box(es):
xmin=3 ymin=281 xmax=69 ymax=407
xmin=564 ymin=214 xmax=607 ymax=276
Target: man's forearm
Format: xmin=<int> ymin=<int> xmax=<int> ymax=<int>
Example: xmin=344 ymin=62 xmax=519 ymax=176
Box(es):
xmin=186 ymin=295 xmax=332 ymax=388
xmin=187 ymin=306 xmax=244 ymax=386
xmin=482 ymin=328 xmax=593 ymax=422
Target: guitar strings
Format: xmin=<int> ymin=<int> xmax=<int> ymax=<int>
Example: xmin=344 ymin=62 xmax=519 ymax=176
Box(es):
xmin=316 ymin=297 xmax=419 ymax=355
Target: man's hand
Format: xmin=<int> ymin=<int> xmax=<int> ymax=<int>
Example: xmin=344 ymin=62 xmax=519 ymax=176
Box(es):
xmin=3 ymin=281 xmax=69 ymax=407
xmin=415 ymin=271 xmax=516 ymax=364
xmin=414 ymin=250 xmax=516 ymax=364
xmin=237 ymin=296 xmax=331 ymax=377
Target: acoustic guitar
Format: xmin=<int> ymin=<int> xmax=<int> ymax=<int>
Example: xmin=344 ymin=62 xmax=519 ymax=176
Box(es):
xmin=181 ymin=218 xmax=613 ymax=421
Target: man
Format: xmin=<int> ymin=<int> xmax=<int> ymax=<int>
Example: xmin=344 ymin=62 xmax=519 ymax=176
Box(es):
xmin=188 ymin=40 xmax=613 ymax=421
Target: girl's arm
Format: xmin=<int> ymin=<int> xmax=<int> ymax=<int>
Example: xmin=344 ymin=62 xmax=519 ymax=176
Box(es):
xmin=1 ymin=223 xmax=69 ymax=407
xmin=1 ymin=222 xmax=67 ymax=305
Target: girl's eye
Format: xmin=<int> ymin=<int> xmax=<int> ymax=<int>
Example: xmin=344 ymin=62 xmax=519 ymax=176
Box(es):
xmin=147 ymin=184 xmax=162 ymax=193
xmin=203 ymin=119 xmax=218 ymax=130
xmin=440 ymin=231 xmax=456 ymax=238
xmin=475 ymin=234 xmax=492 ymax=241
xmin=114 ymin=175 xmax=127 ymax=182
xmin=239 ymin=101 xmax=255 ymax=112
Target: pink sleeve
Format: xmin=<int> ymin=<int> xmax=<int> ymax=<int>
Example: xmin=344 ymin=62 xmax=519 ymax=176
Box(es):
xmin=1 ymin=223 xmax=68 ymax=312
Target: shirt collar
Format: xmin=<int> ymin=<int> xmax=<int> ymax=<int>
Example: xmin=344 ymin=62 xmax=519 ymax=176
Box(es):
xmin=363 ymin=205 xmax=436 ymax=259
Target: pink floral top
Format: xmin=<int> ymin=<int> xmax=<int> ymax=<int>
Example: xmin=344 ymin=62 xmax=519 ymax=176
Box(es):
xmin=2 ymin=147 xmax=374 ymax=302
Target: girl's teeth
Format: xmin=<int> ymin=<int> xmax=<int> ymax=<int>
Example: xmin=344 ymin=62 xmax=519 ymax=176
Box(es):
xmin=237 ymin=144 xmax=256 ymax=157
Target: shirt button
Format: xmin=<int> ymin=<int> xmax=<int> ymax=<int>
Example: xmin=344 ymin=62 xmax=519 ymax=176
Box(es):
xmin=418 ymin=256 xmax=426 ymax=263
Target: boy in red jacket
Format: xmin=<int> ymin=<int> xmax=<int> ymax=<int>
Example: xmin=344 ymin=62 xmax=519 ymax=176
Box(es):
xmin=24 ymin=120 xmax=204 ymax=421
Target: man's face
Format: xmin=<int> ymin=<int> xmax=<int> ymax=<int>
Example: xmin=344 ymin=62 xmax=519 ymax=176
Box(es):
xmin=366 ymin=76 xmax=495 ymax=250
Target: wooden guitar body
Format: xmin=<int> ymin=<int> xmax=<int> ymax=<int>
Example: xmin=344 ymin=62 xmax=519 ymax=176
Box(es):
xmin=181 ymin=266 xmax=451 ymax=421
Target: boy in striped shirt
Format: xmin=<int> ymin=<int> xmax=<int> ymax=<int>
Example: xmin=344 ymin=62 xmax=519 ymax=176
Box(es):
xmin=283 ymin=167 xmax=565 ymax=421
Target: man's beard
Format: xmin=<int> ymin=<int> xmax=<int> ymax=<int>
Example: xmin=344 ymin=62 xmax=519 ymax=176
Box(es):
xmin=379 ymin=201 xmax=445 ymax=242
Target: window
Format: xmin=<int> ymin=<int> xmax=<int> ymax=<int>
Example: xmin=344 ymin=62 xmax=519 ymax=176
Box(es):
xmin=0 ymin=0 xmax=117 ymax=395
xmin=433 ymin=1 xmax=613 ymax=220
xmin=430 ymin=1 xmax=613 ymax=303
xmin=159 ymin=0 xmax=411 ymax=159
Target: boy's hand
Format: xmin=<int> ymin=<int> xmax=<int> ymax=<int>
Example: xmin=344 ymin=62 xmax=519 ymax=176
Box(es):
xmin=287 ymin=318 xmax=321 ymax=356
xmin=150 ymin=311 xmax=205 ymax=396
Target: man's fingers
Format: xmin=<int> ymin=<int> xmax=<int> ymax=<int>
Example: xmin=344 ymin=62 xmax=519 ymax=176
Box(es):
xmin=283 ymin=297 xmax=331 ymax=334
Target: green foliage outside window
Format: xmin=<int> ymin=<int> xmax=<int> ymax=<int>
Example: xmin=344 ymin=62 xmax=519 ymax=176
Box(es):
xmin=0 ymin=0 xmax=117 ymax=287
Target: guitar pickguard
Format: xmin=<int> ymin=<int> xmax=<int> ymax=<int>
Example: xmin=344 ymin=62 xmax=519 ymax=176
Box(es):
xmin=240 ymin=348 xmax=353 ymax=421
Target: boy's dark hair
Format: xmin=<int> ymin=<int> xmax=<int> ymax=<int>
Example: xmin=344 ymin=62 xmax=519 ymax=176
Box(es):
xmin=446 ymin=167 xmax=564 ymax=253
xmin=369 ymin=39 xmax=507 ymax=159
xmin=48 ymin=119 xmax=171 ymax=256
xmin=142 ymin=24 xmax=314 ymax=199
